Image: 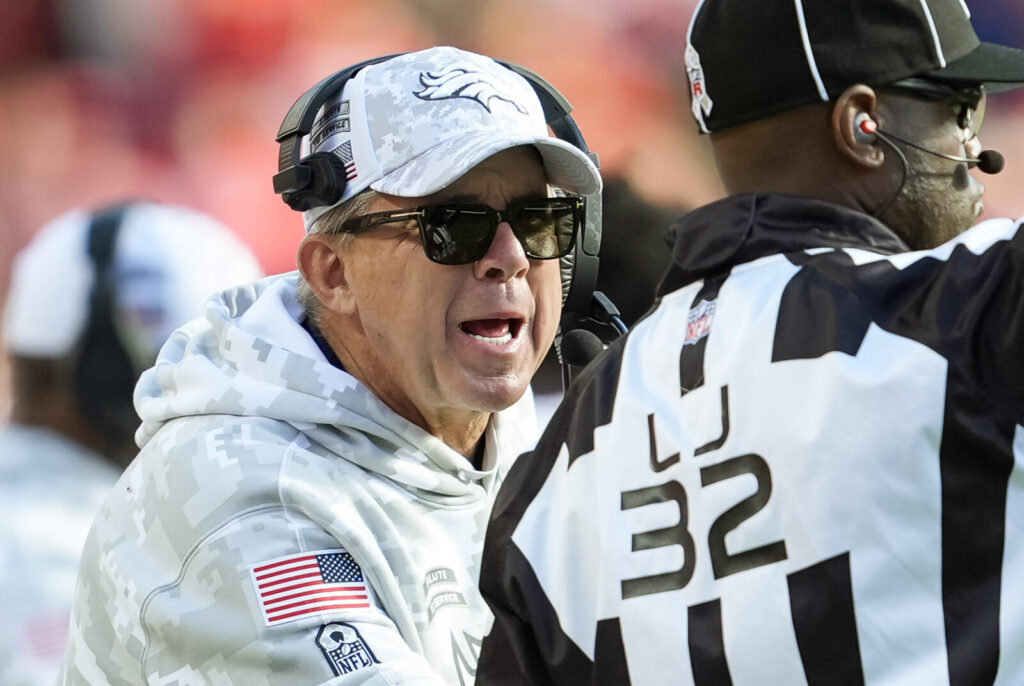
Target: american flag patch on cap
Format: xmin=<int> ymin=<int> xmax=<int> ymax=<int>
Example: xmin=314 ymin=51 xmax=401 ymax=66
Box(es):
xmin=338 ymin=140 xmax=358 ymax=181
xmin=250 ymin=549 xmax=371 ymax=626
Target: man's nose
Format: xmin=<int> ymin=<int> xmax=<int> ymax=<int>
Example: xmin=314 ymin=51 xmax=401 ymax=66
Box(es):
xmin=474 ymin=221 xmax=529 ymax=281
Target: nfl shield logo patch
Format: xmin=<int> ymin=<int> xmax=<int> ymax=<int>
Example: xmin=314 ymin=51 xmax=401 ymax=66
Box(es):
xmin=316 ymin=623 xmax=380 ymax=676
xmin=685 ymin=298 xmax=716 ymax=345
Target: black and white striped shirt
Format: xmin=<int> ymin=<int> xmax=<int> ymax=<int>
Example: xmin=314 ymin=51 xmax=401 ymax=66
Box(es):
xmin=478 ymin=193 xmax=1024 ymax=686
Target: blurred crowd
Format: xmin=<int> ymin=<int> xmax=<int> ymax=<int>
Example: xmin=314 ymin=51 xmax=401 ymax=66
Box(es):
xmin=2 ymin=0 xmax=1024 ymax=417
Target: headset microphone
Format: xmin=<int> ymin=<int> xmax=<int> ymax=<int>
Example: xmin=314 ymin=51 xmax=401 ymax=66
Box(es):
xmin=974 ymin=150 xmax=1005 ymax=175
xmin=856 ymin=113 xmax=1005 ymax=218
xmin=856 ymin=115 xmax=1004 ymax=174
xmin=558 ymin=328 xmax=606 ymax=389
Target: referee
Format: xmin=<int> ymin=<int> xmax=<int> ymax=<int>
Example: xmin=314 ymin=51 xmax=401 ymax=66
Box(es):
xmin=477 ymin=0 xmax=1024 ymax=684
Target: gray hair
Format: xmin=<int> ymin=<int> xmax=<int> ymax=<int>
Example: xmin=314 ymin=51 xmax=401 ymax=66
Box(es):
xmin=297 ymin=189 xmax=378 ymax=326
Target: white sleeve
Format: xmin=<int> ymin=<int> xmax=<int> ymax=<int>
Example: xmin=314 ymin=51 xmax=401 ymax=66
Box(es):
xmin=63 ymin=507 xmax=446 ymax=686
xmin=164 ymin=516 xmax=447 ymax=685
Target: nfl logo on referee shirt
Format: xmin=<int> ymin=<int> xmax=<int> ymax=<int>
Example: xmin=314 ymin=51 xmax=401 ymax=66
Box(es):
xmin=316 ymin=622 xmax=380 ymax=676
xmin=249 ymin=549 xmax=370 ymax=626
xmin=685 ymin=298 xmax=716 ymax=345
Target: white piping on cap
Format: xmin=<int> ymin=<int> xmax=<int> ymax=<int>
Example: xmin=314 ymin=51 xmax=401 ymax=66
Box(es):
xmin=794 ymin=0 xmax=829 ymax=101
xmin=685 ymin=0 xmax=711 ymax=133
xmin=919 ymin=0 xmax=948 ymax=68
xmin=684 ymin=0 xmax=708 ymax=40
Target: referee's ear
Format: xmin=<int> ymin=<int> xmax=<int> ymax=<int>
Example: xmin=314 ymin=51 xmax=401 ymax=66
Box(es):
xmin=832 ymin=85 xmax=885 ymax=169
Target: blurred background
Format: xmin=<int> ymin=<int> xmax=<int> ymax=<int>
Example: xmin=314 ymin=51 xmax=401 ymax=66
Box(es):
xmin=2 ymin=0 xmax=1023 ymax=416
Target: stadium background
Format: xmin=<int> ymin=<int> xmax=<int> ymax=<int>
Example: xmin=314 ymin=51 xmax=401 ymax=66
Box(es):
xmin=2 ymin=0 xmax=1022 ymax=416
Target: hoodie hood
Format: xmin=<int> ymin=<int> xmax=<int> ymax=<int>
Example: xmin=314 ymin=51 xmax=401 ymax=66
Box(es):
xmin=134 ymin=272 xmax=538 ymax=501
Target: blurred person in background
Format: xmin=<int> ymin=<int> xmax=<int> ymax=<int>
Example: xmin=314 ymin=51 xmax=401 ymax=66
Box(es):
xmin=59 ymin=46 xmax=601 ymax=686
xmin=477 ymin=0 xmax=1024 ymax=683
xmin=0 ymin=200 xmax=261 ymax=686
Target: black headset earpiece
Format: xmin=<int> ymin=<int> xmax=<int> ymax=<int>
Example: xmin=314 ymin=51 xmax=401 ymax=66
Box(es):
xmin=292 ymin=152 xmax=350 ymax=211
xmin=73 ymin=202 xmax=141 ymax=447
xmin=273 ymin=55 xmax=398 ymax=212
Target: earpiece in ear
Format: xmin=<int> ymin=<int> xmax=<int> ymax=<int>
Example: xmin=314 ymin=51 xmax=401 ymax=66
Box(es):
xmin=854 ymin=113 xmax=878 ymax=143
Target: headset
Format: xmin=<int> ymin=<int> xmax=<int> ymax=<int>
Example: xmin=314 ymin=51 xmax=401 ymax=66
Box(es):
xmin=853 ymin=112 xmax=1005 ymax=218
xmin=854 ymin=113 xmax=1004 ymax=173
xmin=272 ymin=54 xmax=625 ymax=386
xmin=72 ymin=202 xmax=141 ymax=447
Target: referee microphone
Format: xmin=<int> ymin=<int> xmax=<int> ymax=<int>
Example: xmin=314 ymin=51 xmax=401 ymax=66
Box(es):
xmin=856 ymin=114 xmax=1005 ymax=174
xmin=856 ymin=113 xmax=1004 ymax=216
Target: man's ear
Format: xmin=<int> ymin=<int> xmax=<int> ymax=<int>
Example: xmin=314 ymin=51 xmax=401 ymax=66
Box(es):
xmin=296 ymin=234 xmax=356 ymax=314
xmin=832 ymin=84 xmax=885 ymax=169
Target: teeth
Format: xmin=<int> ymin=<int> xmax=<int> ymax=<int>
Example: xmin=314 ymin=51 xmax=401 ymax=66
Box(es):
xmin=469 ymin=332 xmax=513 ymax=345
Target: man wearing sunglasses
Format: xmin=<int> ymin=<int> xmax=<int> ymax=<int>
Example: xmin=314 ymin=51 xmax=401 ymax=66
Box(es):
xmin=59 ymin=47 xmax=600 ymax=686
xmin=477 ymin=1 xmax=1024 ymax=684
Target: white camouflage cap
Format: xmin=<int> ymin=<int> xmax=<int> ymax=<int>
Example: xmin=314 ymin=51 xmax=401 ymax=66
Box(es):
xmin=3 ymin=202 xmax=263 ymax=360
xmin=301 ymin=46 xmax=603 ymax=229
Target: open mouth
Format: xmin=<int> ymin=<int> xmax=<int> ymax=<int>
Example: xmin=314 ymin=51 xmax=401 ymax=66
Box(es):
xmin=459 ymin=318 xmax=524 ymax=345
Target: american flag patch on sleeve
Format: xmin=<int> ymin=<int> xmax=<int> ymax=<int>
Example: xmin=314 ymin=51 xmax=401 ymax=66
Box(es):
xmin=250 ymin=549 xmax=371 ymax=626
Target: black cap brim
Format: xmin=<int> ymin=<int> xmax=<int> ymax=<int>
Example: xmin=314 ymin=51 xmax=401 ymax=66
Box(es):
xmin=926 ymin=41 xmax=1024 ymax=92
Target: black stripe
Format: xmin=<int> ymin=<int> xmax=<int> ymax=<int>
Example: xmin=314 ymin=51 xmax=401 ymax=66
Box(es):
xmin=694 ymin=385 xmax=729 ymax=457
xmin=781 ymin=236 xmax=1024 ymax=419
xmin=688 ymin=598 xmax=733 ymax=686
xmin=940 ymin=367 xmax=1015 ymax=686
xmin=564 ymin=334 xmax=627 ymax=468
xmin=787 ymin=553 xmax=865 ymax=686
xmin=772 ymin=252 xmax=871 ymax=362
xmin=479 ymin=337 xmax=628 ymax=683
xmin=485 ymin=332 xmax=626 ymax=546
xmin=680 ymin=272 xmax=730 ymax=395
xmin=478 ymin=542 xmax=621 ymax=685
xmin=594 ymin=618 xmax=632 ymax=686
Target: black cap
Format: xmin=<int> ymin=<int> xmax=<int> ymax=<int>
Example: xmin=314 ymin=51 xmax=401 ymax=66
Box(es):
xmin=685 ymin=0 xmax=1024 ymax=132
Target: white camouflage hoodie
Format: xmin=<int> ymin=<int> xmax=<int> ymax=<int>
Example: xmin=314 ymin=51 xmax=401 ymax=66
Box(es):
xmin=60 ymin=272 xmax=540 ymax=686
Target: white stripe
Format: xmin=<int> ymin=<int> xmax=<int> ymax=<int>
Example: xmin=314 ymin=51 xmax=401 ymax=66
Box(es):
xmin=267 ymin=599 xmax=368 ymax=622
xmin=919 ymin=0 xmax=948 ymax=68
xmin=994 ymin=426 xmax=1024 ymax=685
xmin=262 ymin=578 xmax=333 ymax=598
xmin=684 ymin=0 xmax=709 ymax=57
xmin=257 ymin=558 xmax=318 ymax=578
xmin=265 ymin=588 xmax=366 ymax=609
xmin=685 ymin=0 xmax=711 ymax=134
xmin=259 ymin=570 xmax=323 ymax=591
xmin=794 ymin=0 xmax=829 ymax=101
xmin=958 ymin=0 xmax=971 ymax=19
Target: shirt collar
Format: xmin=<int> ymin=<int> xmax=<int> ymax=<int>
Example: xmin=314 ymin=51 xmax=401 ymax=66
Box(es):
xmin=658 ymin=193 xmax=909 ymax=295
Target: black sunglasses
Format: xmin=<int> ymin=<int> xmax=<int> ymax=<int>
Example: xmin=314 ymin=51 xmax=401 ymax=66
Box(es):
xmin=339 ymin=196 xmax=584 ymax=265
xmin=885 ymin=77 xmax=987 ymax=136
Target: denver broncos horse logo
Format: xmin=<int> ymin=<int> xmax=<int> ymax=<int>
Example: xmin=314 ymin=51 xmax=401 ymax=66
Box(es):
xmin=413 ymin=66 xmax=528 ymax=114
